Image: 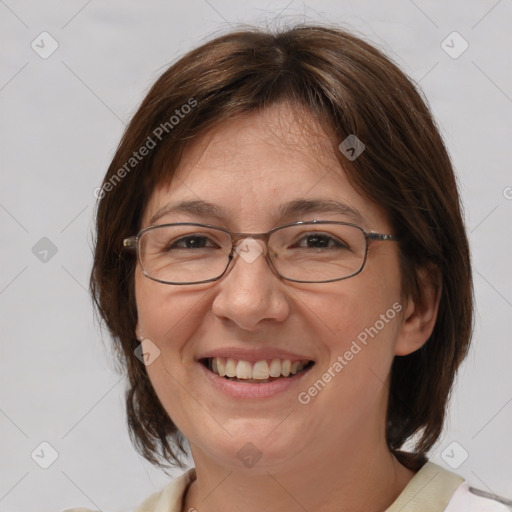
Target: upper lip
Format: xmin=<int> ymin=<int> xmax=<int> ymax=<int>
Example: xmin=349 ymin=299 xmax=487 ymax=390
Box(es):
xmin=196 ymin=348 xmax=315 ymax=363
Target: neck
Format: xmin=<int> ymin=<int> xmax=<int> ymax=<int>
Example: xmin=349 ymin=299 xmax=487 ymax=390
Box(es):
xmin=183 ymin=437 xmax=415 ymax=512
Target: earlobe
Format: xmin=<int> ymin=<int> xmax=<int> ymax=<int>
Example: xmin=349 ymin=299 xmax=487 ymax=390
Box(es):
xmin=135 ymin=322 xmax=143 ymax=343
xmin=395 ymin=265 xmax=442 ymax=356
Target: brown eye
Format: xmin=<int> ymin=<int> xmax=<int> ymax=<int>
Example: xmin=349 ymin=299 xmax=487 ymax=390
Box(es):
xmin=293 ymin=233 xmax=348 ymax=250
xmin=169 ymin=235 xmax=216 ymax=250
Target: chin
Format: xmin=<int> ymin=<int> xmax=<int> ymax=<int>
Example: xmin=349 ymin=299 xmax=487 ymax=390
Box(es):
xmin=193 ymin=425 xmax=310 ymax=473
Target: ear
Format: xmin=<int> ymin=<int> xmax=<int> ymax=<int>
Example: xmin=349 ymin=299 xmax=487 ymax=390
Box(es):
xmin=395 ymin=265 xmax=442 ymax=356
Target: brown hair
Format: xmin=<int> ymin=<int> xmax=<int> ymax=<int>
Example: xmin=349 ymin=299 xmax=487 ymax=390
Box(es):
xmin=90 ymin=24 xmax=473 ymax=472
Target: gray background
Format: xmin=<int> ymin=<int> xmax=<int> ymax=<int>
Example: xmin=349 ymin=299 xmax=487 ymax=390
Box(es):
xmin=1 ymin=1 xmax=511 ymax=511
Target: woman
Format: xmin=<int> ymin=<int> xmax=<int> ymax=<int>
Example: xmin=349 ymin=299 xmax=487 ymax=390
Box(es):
xmin=86 ymin=25 xmax=510 ymax=512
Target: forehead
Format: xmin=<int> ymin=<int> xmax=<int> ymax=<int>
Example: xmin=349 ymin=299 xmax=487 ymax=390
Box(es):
xmin=176 ymin=103 xmax=336 ymax=181
xmin=143 ymin=103 xmax=387 ymax=230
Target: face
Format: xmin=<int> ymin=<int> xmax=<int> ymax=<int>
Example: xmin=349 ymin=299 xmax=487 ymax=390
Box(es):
xmin=135 ymin=103 xmax=409 ymax=472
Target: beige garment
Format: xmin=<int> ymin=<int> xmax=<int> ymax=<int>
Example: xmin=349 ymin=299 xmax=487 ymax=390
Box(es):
xmin=132 ymin=461 xmax=463 ymax=512
xmin=385 ymin=462 xmax=463 ymax=511
xmin=135 ymin=468 xmax=196 ymax=512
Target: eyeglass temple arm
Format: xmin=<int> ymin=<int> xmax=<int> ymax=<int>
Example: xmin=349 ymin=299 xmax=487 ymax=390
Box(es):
xmin=367 ymin=233 xmax=399 ymax=241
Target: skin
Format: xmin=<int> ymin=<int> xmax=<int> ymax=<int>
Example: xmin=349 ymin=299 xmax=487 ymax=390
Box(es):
xmin=135 ymin=103 xmax=441 ymax=512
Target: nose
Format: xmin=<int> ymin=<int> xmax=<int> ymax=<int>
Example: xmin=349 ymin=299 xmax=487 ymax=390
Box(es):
xmin=211 ymin=238 xmax=290 ymax=330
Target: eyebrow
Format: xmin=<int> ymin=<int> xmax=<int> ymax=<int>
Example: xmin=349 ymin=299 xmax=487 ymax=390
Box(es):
xmin=278 ymin=199 xmax=365 ymax=224
xmin=150 ymin=198 xmax=365 ymax=225
xmin=150 ymin=200 xmax=226 ymax=224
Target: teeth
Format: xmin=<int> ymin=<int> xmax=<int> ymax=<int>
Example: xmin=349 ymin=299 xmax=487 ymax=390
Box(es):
xmin=235 ymin=360 xmax=252 ymax=379
xmin=207 ymin=357 xmax=311 ymax=380
xmin=253 ymin=360 xmax=270 ymax=379
xmin=217 ymin=358 xmax=226 ymax=377
xmin=225 ymin=358 xmax=236 ymax=377
xmin=269 ymin=359 xmax=281 ymax=378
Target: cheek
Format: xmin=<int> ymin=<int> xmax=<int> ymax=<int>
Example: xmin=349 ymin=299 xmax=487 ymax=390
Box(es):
xmin=292 ymin=294 xmax=402 ymax=441
xmin=134 ymin=270 xmax=215 ymax=429
xmin=302 ymin=277 xmax=402 ymax=345
xmin=135 ymin=269 xmax=214 ymax=359
xmin=300 ymin=286 xmax=403 ymax=411
xmin=294 ymin=260 xmax=403 ymax=387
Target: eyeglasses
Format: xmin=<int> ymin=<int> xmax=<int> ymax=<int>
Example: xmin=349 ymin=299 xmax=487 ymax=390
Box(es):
xmin=123 ymin=221 xmax=399 ymax=285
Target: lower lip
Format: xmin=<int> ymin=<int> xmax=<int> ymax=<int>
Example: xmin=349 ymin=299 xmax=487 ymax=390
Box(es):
xmin=197 ymin=361 xmax=314 ymax=399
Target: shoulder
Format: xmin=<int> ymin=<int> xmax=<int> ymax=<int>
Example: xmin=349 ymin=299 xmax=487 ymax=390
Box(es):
xmin=387 ymin=461 xmax=511 ymax=512
xmin=60 ymin=468 xmax=196 ymax=512
xmin=445 ymin=482 xmax=512 ymax=512
xmin=134 ymin=468 xmax=196 ymax=512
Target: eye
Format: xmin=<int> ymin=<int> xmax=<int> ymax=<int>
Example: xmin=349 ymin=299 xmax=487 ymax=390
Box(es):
xmin=293 ymin=232 xmax=349 ymax=250
xmin=167 ymin=234 xmax=218 ymax=250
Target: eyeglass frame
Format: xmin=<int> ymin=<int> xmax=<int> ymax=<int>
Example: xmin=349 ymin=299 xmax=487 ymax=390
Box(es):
xmin=123 ymin=220 xmax=399 ymax=285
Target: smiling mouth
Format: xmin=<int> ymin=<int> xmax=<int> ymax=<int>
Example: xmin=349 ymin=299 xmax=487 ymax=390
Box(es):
xmin=200 ymin=357 xmax=315 ymax=383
